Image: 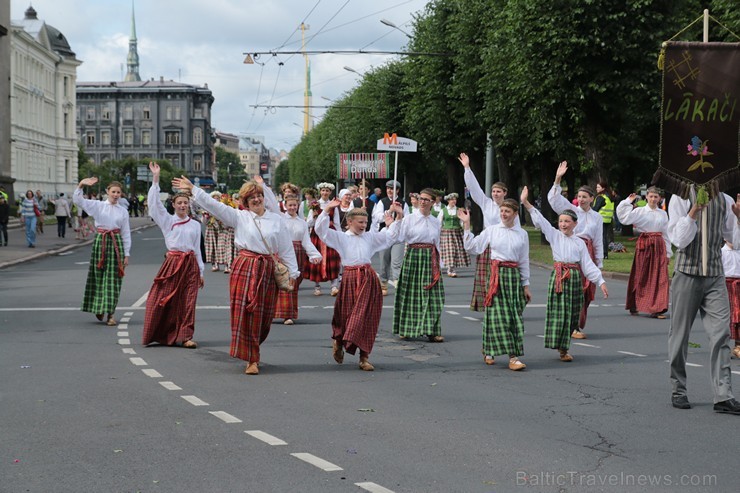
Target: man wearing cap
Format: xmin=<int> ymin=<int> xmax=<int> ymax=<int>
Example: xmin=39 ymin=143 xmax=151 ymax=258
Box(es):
xmin=353 ymin=180 xmax=375 ymax=231
xmin=373 ymin=180 xmax=410 ymax=295
xmin=547 ymin=161 xmax=604 ymax=340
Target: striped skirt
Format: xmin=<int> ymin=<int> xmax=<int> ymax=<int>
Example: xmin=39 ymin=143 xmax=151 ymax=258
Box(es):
xmin=82 ymin=231 xmax=125 ymax=315
xmin=332 ymin=264 xmax=383 ymax=355
xmin=625 ymin=232 xmax=669 ymax=314
xmin=142 ymin=251 xmax=200 ymax=345
xmin=469 ymin=247 xmax=490 ymax=312
xmin=544 ymin=265 xmax=585 ymax=350
xmin=304 ymin=229 xmax=341 ymax=282
xmin=728 ymin=277 xmax=740 ymax=340
xmin=274 ymin=241 xmax=306 ymax=320
xmin=204 ymin=223 xmax=219 ymax=263
xmin=483 ymin=264 xmax=526 ymax=357
xmin=216 ymin=227 xmax=234 ymax=266
xmin=393 ymin=245 xmax=445 ymax=338
xmin=440 ymin=228 xmax=470 ymax=269
xmin=229 ymin=250 xmax=279 ymax=363
xmin=578 ymin=237 xmax=597 ymax=329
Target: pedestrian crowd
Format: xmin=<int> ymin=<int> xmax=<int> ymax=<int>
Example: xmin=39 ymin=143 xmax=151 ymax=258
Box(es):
xmin=67 ymin=156 xmax=740 ymax=415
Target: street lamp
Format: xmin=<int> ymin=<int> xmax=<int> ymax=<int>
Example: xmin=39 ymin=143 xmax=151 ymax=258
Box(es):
xmin=380 ymin=18 xmax=412 ymax=39
xmin=343 ymin=66 xmax=364 ymax=75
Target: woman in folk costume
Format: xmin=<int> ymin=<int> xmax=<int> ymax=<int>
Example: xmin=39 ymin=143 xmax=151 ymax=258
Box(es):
xmin=315 ymin=200 xmax=402 ymax=371
xmin=408 ymin=193 xmax=419 ymax=215
xmin=305 ymin=183 xmax=342 ymax=296
xmin=204 ymin=190 xmax=222 ymax=271
xmin=336 ymin=189 xmax=355 ymax=231
xmin=274 ymin=195 xmax=322 ymax=325
xmin=458 ymin=152 xmax=514 ymax=311
xmin=616 ymin=187 xmax=672 ymax=319
xmin=438 ymin=192 xmax=470 ymax=277
xmin=172 ymin=176 xmax=300 ymax=375
xmin=393 ymin=188 xmax=446 ymax=342
xmin=459 ymin=199 xmax=531 ymax=370
xmin=142 ymin=162 xmax=204 ymax=348
xmin=547 ymin=161 xmax=603 ymax=339
xmin=74 ymin=178 xmax=131 ymax=326
xmin=279 ymin=182 xmax=300 ymax=213
xmin=300 ymin=187 xmax=318 ymax=220
xmin=521 ymin=187 xmax=608 ymax=362
xmin=723 ymin=236 xmax=740 ymax=360
xmin=214 ymin=194 xmax=238 ymax=274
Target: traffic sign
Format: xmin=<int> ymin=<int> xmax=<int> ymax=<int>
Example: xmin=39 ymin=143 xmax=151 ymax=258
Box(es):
xmin=376 ymin=133 xmax=417 ymax=152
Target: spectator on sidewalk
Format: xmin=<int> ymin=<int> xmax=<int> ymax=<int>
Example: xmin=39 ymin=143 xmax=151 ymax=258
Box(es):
xmin=19 ymin=190 xmax=39 ymax=247
xmin=50 ymin=193 xmax=72 ymax=238
xmin=35 ymin=190 xmax=46 ymax=234
xmin=0 ymin=194 xmax=9 ymax=246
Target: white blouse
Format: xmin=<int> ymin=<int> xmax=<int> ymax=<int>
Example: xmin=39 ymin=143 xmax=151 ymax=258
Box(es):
xmin=306 ymin=199 xmax=340 ymax=230
xmin=616 ymin=199 xmax=672 ymax=258
xmin=283 ymin=213 xmax=322 ymax=261
xmin=548 ymin=184 xmax=604 ymax=267
xmin=463 ymin=167 xmax=521 ymax=227
xmin=148 ymin=183 xmax=204 ymax=275
xmin=667 ymin=193 xmax=740 ymax=250
xmin=73 ymin=188 xmax=132 ymax=256
xmin=529 ymin=207 xmax=605 ymax=286
xmin=463 ymin=223 xmax=530 ymax=286
xmin=395 ymin=211 xmax=442 ymax=251
xmin=372 ymin=198 xmax=411 ymax=231
xmin=315 ymin=210 xmax=398 ymax=266
xmin=191 ymin=186 xmax=300 ymax=278
xmin=723 ymin=244 xmax=740 ymax=278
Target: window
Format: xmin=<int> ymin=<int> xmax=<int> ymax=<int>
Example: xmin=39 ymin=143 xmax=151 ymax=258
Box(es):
xmin=166 ymin=106 xmax=172 ymax=120
xmin=194 ymin=107 xmax=202 ymax=118
xmin=76 ymin=107 xmax=80 ymax=121
xmin=193 ymin=127 xmax=203 ymax=145
xmin=86 ymin=131 xmax=96 ymax=145
xmin=165 ymin=131 xmax=180 ymax=145
xmin=124 ymin=130 xmax=133 ymax=146
xmin=86 ymin=107 xmax=95 ymax=120
xmin=142 ymin=130 xmax=151 ymax=145
xmin=193 ymin=155 xmax=202 ymax=171
xmin=101 ymin=105 xmax=111 ymax=120
xmin=123 ymin=105 xmax=133 ymax=120
xmin=63 ymin=113 xmax=69 ymax=138
xmin=143 ymin=106 xmax=151 ymax=120
xmin=63 ymin=77 xmax=69 ymax=98
xmin=174 ymin=107 xmax=181 ymax=120
xmin=101 ymin=131 xmax=111 ymax=145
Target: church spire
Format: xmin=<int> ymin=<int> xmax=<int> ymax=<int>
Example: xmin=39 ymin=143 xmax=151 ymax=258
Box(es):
xmin=124 ymin=0 xmax=141 ymax=81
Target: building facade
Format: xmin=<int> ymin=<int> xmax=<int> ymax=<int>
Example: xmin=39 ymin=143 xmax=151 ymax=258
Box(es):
xmin=8 ymin=6 xmax=81 ymax=200
xmin=0 ymin=2 xmax=11 ymax=198
xmin=76 ymin=79 xmax=215 ymax=183
xmin=214 ymin=130 xmax=239 ymax=154
xmin=239 ymin=137 xmax=270 ymax=182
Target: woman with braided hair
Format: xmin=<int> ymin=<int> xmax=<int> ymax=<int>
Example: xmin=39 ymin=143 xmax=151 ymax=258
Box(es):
xmin=74 ymin=177 xmax=131 ymax=326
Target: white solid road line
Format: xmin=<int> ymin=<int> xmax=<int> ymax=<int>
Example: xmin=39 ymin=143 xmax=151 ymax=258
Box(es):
xmin=121 ymin=348 xmax=136 ymax=354
xmin=290 ymin=453 xmax=343 ymax=472
xmin=129 ymin=357 xmax=147 ymax=366
xmin=732 ymin=371 xmax=740 ymax=376
xmin=573 ymin=342 xmax=600 ymax=348
xmin=355 ymin=482 xmax=397 ymax=493
xmin=209 ymin=411 xmax=242 ymax=423
xmin=617 ymin=351 xmax=647 ymax=357
xmin=181 ymin=395 xmax=209 ymax=406
xmin=132 ymin=291 xmax=149 ymax=308
xmin=446 ymin=310 xmax=460 ymax=315
xmin=142 ymin=369 xmax=163 ymax=378
xmin=118 ymin=338 xmax=131 ymax=345
xmin=244 ymin=430 xmax=287 ymax=445
xmin=159 ymin=381 xmax=182 ymax=391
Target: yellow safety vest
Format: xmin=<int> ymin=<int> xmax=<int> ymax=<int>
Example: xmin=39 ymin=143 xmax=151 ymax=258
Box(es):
xmin=598 ymin=194 xmax=614 ymax=224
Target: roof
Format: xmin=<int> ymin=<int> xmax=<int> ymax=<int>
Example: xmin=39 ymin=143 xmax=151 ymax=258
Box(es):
xmin=14 ymin=5 xmax=76 ymax=58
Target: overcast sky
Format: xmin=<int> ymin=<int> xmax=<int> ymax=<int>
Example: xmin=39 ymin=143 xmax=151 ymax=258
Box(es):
xmin=11 ymin=0 xmax=430 ymax=152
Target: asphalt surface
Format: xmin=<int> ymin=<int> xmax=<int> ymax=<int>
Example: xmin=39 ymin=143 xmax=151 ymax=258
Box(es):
xmin=1 ymin=222 xmax=738 ymax=493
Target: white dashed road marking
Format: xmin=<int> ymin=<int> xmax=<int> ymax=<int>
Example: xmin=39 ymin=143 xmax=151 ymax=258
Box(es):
xmin=118 ymin=338 xmax=131 ymax=345
xmin=355 ymin=482 xmax=397 ymax=493
xmin=732 ymin=371 xmax=740 ymax=376
xmin=290 ymin=453 xmax=343 ymax=472
xmin=142 ymin=369 xmax=163 ymax=378
xmin=209 ymin=411 xmax=242 ymax=423
xmin=159 ymin=381 xmax=182 ymax=391
xmin=129 ymin=357 xmax=147 ymax=366
xmin=181 ymin=395 xmax=209 ymax=406
xmin=463 ymin=316 xmax=478 ymax=322
xmin=124 ymin=311 xmax=133 ymax=317
xmin=117 ymin=331 xmax=128 ymax=337
xmin=118 ymin=324 xmax=128 ymax=330
xmin=446 ymin=310 xmax=460 ymax=315
xmin=121 ymin=348 xmax=136 ymax=354
xmin=244 ymin=430 xmax=287 ymax=445
xmin=573 ymin=342 xmax=600 ymax=348
xmin=617 ymin=351 xmax=647 ymax=357
xmin=686 ymin=362 xmax=702 ymax=367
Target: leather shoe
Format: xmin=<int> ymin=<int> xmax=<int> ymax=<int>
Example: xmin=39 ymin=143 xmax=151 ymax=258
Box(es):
xmin=332 ymin=340 xmax=344 ymax=364
xmin=732 ymin=346 xmax=740 ymax=359
xmin=427 ymin=335 xmax=444 ymax=343
xmin=559 ymin=350 xmax=573 ymax=362
xmin=106 ymin=316 xmax=117 ymax=326
xmin=359 ymin=359 xmax=374 ymax=371
xmin=571 ymin=330 xmax=586 ymax=339
xmin=713 ymin=398 xmax=740 ymax=415
xmin=484 ymin=356 xmax=495 ymax=366
xmin=182 ymin=340 xmax=197 ymax=349
xmin=508 ymin=358 xmax=526 ymax=371
xmin=672 ymin=395 xmax=691 ymax=410
xmin=245 ymin=362 xmax=259 ymax=375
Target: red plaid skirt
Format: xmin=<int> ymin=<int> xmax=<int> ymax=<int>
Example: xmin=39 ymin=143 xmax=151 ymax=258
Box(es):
xmin=728 ymin=277 xmax=740 ymax=340
xmin=470 ymin=247 xmax=490 ymax=312
xmin=304 ymin=229 xmax=340 ymax=282
xmin=331 ymin=264 xmax=383 ymax=355
xmin=440 ymin=228 xmax=470 ymax=268
xmin=274 ymin=241 xmax=306 ymax=320
xmin=229 ymin=250 xmax=279 ymax=362
xmin=626 ymin=232 xmax=669 ymax=314
xmin=579 ymin=237 xmax=597 ymax=329
xmin=142 ymin=251 xmax=200 ymax=345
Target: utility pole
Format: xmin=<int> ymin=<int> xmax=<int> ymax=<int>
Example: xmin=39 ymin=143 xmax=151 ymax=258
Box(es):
xmin=301 ymin=23 xmax=312 ymax=136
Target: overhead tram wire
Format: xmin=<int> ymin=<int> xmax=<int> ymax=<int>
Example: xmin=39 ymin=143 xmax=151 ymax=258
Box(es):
xmin=280 ymin=0 xmax=351 ymax=65
xmin=243 ymin=61 xmax=266 ymax=134
xmin=252 ymin=62 xmax=284 ymax=133
xmin=272 ymin=0 xmax=322 ymax=51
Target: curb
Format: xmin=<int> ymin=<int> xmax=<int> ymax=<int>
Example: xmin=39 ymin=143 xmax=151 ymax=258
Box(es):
xmin=0 ymin=223 xmax=155 ymax=269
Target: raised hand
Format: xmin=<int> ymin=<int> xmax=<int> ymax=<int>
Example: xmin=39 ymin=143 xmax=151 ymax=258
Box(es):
xmin=457 ymin=152 xmax=470 ymax=168
xmin=520 ymin=186 xmax=529 ymax=204
xmin=555 ymin=161 xmax=568 ymax=180
xmin=172 ymin=175 xmax=194 ymax=192
xmin=627 ymin=193 xmax=638 ymax=202
xmin=149 ymin=161 xmax=160 ymax=176
xmin=253 ymin=175 xmax=264 ymax=185
xmin=456 ymin=207 xmax=470 ymax=223
xmin=79 ymin=177 xmax=98 ymax=188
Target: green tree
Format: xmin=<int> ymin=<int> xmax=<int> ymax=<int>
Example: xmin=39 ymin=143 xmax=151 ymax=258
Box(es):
xmin=214 ymin=146 xmax=243 ymax=191
xmin=274 ymin=158 xmax=290 ymax=187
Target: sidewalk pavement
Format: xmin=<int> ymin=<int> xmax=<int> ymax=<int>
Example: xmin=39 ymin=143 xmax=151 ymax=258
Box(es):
xmin=0 ymin=216 xmax=155 ymax=269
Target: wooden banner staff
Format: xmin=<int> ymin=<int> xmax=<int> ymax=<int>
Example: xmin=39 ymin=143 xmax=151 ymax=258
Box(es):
xmin=701 ymin=8 xmax=709 ymax=276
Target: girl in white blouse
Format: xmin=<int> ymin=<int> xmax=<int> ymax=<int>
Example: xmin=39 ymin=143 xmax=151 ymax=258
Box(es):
xmin=315 ymin=201 xmax=400 ymax=371
xmin=522 ymin=186 xmax=608 ymax=363
xmin=74 ymin=178 xmax=131 ymax=326
xmin=172 ymin=176 xmax=299 ymax=376
xmin=142 ymin=162 xmax=204 ymax=349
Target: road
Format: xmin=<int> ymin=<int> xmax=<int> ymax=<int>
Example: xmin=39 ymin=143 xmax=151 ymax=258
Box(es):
xmin=1 ymin=224 xmax=738 ymax=493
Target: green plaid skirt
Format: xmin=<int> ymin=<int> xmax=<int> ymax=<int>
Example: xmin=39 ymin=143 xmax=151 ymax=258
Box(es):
xmin=544 ymin=267 xmax=584 ymax=350
xmin=82 ymin=233 xmax=124 ymax=315
xmin=482 ymin=266 xmax=526 ymax=357
xmin=393 ymin=246 xmax=445 ymax=337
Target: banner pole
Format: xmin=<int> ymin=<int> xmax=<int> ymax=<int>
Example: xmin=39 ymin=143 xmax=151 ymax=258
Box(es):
xmin=392 ymin=150 xmax=399 ymax=203
xmin=701 ymin=8 xmax=709 ymax=276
